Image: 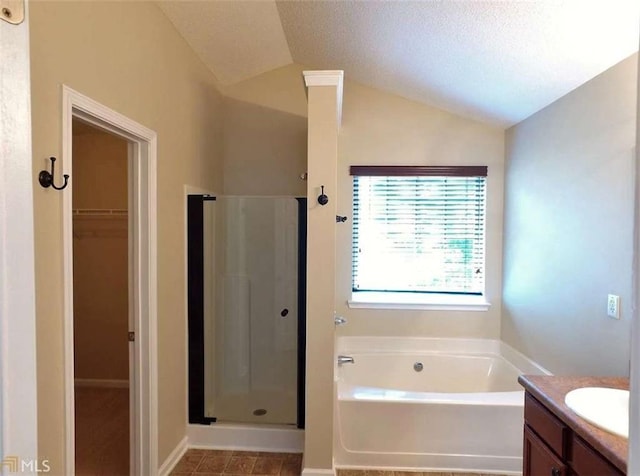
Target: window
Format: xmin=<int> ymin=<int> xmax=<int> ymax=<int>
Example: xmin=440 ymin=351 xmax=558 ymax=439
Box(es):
xmin=350 ymin=165 xmax=487 ymax=308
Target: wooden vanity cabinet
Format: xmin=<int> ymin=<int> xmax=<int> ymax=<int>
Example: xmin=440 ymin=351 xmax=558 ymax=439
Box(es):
xmin=524 ymin=425 xmax=566 ymax=476
xmin=523 ymin=393 xmax=624 ymax=476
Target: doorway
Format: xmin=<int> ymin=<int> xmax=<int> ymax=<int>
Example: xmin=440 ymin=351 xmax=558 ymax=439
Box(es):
xmin=62 ymin=86 xmax=158 ymax=476
xmin=72 ymin=119 xmax=131 ymax=474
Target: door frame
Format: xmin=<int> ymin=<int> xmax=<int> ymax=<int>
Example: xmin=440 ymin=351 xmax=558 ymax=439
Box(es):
xmin=61 ymin=85 xmax=158 ymax=475
xmin=0 ymin=2 xmax=38 ymax=463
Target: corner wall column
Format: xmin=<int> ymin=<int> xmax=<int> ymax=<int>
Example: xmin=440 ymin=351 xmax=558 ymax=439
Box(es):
xmin=302 ymin=70 xmax=343 ymax=475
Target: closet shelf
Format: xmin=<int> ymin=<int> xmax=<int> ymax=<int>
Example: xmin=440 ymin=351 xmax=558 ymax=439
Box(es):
xmin=73 ymin=209 xmax=128 ymax=239
xmin=73 ymin=208 xmax=128 ymax=216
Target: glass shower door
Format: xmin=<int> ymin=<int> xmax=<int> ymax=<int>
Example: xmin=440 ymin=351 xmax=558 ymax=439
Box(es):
xmin=201 ymin=196 xmax=301 ymax=425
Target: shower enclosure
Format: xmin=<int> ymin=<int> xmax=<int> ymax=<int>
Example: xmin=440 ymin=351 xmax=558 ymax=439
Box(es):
xmin=187 ymin=195 xmax=306 ymax=427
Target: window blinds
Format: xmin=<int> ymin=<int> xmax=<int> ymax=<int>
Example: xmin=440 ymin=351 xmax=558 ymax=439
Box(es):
xmin=351 ymin=166 xmax=487 ymax=295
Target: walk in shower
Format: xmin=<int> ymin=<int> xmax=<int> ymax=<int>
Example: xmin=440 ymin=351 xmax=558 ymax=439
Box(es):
xmin=188 ymin=195 xmax=306 ymax=428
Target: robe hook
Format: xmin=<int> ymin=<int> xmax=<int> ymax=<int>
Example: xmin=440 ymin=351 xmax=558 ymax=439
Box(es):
xmin=39 ymin=156 xmax=69 ymax=191
xmin=317 ymin=185 xmax=329 ymax=206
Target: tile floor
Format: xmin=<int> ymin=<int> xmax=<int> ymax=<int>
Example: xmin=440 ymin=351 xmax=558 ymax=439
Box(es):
xmin=171 ymin=450 xmax=503 ymax=476
xmin=170 ymin=449 xmax=302 ymax=475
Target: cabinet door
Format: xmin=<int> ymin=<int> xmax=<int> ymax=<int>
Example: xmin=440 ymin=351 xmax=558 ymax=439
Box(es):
xmin=569 ymin=435 xmax=624 ymax=476
xmin=524 ymin=425 xmax=567 ymax=476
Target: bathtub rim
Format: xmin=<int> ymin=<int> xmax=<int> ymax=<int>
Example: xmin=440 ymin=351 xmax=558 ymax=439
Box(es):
xmin=335 ymin=336 xmax=552 ymax=377
xmin=334 ymin=337 xmax=551 ymax=403
xmin=339 ymin=384 xmax=525 ymax=405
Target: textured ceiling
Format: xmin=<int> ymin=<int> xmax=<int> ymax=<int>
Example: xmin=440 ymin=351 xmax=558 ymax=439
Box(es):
xmin=159 ymin=0 xmax=639 ymax=127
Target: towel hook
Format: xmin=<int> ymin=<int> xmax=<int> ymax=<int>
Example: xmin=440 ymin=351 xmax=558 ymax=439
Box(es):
xmin=39 ymin=156 xmax=69 ymax=191
xmin=317 ymin=185 xmax=329 ymax=206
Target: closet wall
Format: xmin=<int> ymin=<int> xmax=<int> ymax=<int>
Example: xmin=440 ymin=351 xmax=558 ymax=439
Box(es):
xmin=72 ymin=121 xmax=129 ymax=382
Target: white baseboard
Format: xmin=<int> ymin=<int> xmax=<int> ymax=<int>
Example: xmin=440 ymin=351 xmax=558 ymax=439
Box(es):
xmin=187 ymin=423 xmax=303 ymax=453
xmin=158 ymin=435 xmax=188 ymax=476
xmin=302 ymin=468 xmax=335 ymax=476
xmin=74 ymin=378 xmax=129 ymax=388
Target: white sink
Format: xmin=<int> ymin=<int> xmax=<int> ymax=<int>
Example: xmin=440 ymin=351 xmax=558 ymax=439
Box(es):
xmin=564 ymin=387 xmax=629 ymax=439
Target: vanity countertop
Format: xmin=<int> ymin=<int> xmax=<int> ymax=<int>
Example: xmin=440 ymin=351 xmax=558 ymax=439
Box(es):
xmin=518 ymin=374 xmax=628 ymax=474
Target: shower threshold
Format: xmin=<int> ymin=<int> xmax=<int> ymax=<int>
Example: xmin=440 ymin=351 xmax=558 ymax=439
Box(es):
xmin=187 ymin=422 xmax=304 ymax=453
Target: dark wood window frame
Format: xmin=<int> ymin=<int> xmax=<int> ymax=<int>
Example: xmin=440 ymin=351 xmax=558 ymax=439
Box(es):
xmin=350 ymin=165 xmax=488 ymax=177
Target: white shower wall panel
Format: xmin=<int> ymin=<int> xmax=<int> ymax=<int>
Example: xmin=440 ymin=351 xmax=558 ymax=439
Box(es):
xmin=205 ymin=197 xmax=299 ymax=424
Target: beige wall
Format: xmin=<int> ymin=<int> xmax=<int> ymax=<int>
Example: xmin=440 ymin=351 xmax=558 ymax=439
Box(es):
xmin=72 ymin=123 xmax=128 ymax=209
xmin=337 ymin=82 xmax=505 ymax=338
xmin=30 ymin=1 xmax=224 ymax=471
xmin=73 ymin=223 xmax=129 ymax=381
xmin=224 ymin=64 xmax=506 ymax=339
xmin=221 ymin=64 xmax=308 ymax=197
xmin=72 ymin=125 xmax=129 ymax=381
xmin=222 ymin=97 xmax=306 ymax=196
xmin=220 ymin=64 xmax=308 ymax=119
xmin=502 ymin=53 xmax=638 ymax=376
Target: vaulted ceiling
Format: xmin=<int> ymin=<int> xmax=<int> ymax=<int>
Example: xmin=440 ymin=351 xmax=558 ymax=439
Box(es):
xmin=158 ymin=0 xmax=639 ymax=127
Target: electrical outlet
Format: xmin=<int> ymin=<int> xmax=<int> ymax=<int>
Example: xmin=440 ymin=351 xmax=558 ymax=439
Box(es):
xmin=607 ymin=294 xmax=620 ymax=319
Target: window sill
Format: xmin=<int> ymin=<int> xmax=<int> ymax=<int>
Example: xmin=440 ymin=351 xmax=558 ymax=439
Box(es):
xmin=347 ymin=292 xmax=491 ymax=311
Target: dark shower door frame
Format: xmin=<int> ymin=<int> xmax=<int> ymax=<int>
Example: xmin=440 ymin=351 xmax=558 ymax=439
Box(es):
xmin=186 ymin=194 xmax=307 ymax=429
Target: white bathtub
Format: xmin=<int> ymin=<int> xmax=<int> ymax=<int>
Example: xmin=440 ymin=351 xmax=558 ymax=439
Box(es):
xmin=334 ymin=337 xmax=549 ymax=475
